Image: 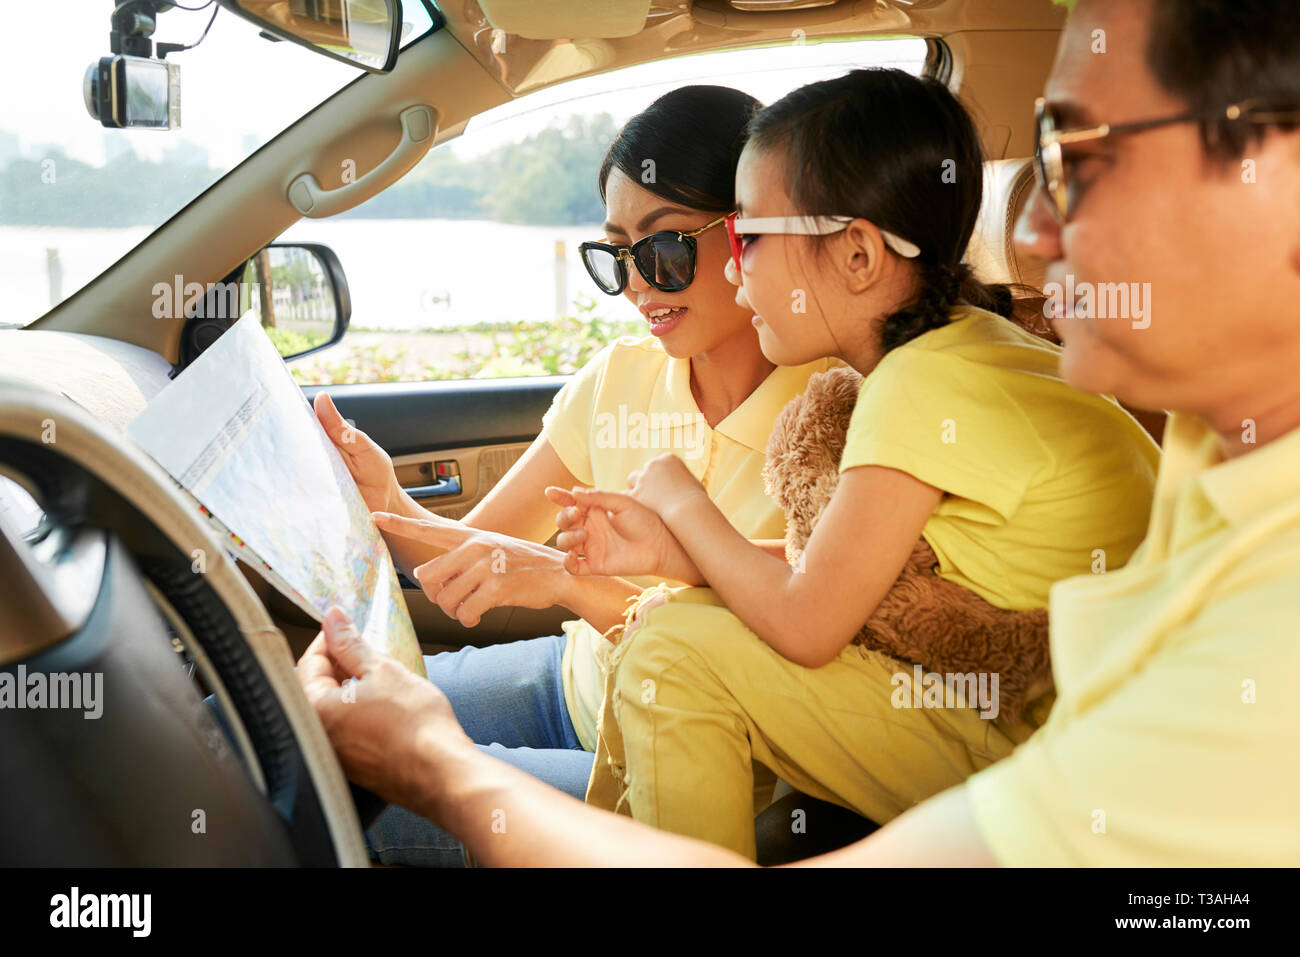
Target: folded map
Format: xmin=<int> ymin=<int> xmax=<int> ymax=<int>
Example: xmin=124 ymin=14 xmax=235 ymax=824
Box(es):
xmin=128 ymin=312 xmax=426 ymax=678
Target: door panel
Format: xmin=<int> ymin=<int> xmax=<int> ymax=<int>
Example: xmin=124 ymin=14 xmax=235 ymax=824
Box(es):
xmin=301 ymin=378 xmax=574 ymax=654
xmin=390 ymin=442 xmax=532 ymax=519
xmin=301 ymin=377 xmax=560 ymax=455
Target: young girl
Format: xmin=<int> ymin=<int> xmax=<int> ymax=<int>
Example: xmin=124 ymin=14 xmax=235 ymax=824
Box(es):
xmin=550 ymin=69 xmax=1161 ymax=860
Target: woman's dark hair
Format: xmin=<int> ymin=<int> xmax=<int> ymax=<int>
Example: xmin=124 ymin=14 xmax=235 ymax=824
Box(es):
xmin=599 ymin=85 xmax=762 ymax=213
xmin=747 ymin=68 xmax=1015 ymax=353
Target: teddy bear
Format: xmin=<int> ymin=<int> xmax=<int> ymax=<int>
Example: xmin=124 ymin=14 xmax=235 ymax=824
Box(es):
xmin=763 ymin=365 xmax=1053 ymax=724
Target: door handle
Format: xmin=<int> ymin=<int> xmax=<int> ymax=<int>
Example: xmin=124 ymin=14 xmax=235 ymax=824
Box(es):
xmin=287 ymin=105 xmax=435 ymax=218
xmin=405 ymin=475 xmax=462 ymax=500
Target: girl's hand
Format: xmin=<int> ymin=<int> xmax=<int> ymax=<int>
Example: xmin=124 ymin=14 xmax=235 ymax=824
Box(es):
xmin=625 ymin=452 xmax=710 ymax=520
xmin=315 ymin=392 xmax=400 ymax=513
xmin=546 ymin=486 xmax=702 ymax=584
xmin=372 ymin=512 xmax=573 ymax=628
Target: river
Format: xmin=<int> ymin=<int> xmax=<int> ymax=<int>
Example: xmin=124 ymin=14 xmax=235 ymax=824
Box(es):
xmin=2 ymin=217 xmax=645 ymax=330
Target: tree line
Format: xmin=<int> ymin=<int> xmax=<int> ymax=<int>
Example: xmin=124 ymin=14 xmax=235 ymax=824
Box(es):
xmin=0 ymin=113 xmax=619 ymax=228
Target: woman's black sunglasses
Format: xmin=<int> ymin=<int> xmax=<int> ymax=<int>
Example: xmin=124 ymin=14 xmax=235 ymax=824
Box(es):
xmin=579 ymin=215 xmax=729 ymax=296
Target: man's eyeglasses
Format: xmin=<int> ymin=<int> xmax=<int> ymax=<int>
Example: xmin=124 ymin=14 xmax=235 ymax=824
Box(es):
xmin=1034 ymin=96 xmax=1300 ymax=224
xmin=579 ymin=215 xmax=729 ymax=296
xmin=724 ymin=213 xmax=921 ymax=269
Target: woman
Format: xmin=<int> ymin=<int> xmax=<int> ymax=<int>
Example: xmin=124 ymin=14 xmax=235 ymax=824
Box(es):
xmin=322 ymin=85 xmax=837 ymax=865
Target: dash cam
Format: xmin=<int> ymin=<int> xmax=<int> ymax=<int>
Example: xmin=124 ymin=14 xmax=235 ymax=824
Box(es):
xmin=83 ymin=55 xmax=181 ymax=130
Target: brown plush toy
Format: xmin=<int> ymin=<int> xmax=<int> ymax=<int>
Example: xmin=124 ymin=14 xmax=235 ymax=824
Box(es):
xmin=763 ymin=366 xmax=1053 ymax=724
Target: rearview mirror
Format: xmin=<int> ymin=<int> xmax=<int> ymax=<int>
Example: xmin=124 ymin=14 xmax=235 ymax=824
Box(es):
xmin=239 ymin=243 xmax=351 ymax=361
xmin=217 ymin=0 xmax=402 ymax=73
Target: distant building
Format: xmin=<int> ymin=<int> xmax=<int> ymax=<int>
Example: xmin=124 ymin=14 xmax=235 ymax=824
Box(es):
xmin=0 ymin=130 xmax=19 ymax=169
xmin=32 ymin=142 xmax=67 ymax=161
xmin=104 ymin=132 xmax=135 ymax=164
xmin=162 ymin=140 xmax=210 ymax=168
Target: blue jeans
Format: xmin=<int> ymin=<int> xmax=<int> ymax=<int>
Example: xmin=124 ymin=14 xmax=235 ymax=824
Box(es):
xmin=365 ymin=633 xmax=593 ymax=867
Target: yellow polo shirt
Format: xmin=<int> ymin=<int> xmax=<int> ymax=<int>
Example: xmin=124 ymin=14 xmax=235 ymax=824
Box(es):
xmin=841 ymin=306 xmax=1161 ymax=611
xmin=966 ymin=411 xmax=1300 ymax=865
xmin=542 ymin=335 xmax=837 ymax=750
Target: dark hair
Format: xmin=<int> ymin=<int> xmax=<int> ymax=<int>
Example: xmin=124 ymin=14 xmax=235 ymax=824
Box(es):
xmin=746 ymin=68 xmax=1014 ymax=353
xmin=1146 ymin=0 xmax=1300 ymax=162
xmin=598 ymin=85 xmax=761 ymax=213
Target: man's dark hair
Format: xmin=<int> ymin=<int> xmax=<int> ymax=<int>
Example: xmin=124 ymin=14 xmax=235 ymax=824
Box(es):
xmin=1146 ymin=0 xmax=1300 ymax=160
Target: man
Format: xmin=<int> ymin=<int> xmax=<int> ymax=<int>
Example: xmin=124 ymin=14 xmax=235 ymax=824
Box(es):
xmin=297 ymin=0 xmax=1300 ymax=865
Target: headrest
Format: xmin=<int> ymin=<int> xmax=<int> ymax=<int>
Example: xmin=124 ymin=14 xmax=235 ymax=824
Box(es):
xmin=966 ymin=157 xmax=1048 ymax=291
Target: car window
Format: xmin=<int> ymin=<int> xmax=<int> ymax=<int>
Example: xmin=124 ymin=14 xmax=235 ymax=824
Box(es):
xmin=0 ymin=0 xmax=436 ymax=328
xmin=277 ymin=36 xmax=927 ymax=385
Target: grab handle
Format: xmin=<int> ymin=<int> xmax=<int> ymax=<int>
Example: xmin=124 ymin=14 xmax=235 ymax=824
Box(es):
xmin=287 ymin=105 xmax=435 ymax=218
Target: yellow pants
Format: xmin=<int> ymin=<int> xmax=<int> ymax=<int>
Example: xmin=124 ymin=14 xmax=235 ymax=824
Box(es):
xmin=586 ymin=585 xmax=1048 ymax=861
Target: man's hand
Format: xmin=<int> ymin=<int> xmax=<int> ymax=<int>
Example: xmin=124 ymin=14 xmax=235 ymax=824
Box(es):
xmin=314 ymin=392 xmax=400 ymax=513
xmin=297 ymin=607 xmax=472 ymax=815
xmin=373 ymin=511 xmax=572 ymax=627
xmin=547 ymin=485 xmax=702 ymax=583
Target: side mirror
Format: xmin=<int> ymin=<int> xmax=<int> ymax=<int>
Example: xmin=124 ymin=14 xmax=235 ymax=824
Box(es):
xmin=239 ymin=243 xmax=351 ymax=361
xmin=217 ymin=0 xmax=402 ymax=74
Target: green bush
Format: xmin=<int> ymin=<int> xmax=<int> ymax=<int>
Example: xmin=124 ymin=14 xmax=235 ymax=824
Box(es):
xmin=461 ymin=294 xmax=643 ymax=378
xmin=265 ymin=326 xmax=320 ymax=358
xmin=289 ymin=294 xmax=645 ymax=386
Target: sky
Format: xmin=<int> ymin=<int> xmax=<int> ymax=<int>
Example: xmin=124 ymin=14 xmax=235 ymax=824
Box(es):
xmin=1 ymin=2 xmax=923 ymax=175
xmin=1 ymin=1 xmax=365 ymax=168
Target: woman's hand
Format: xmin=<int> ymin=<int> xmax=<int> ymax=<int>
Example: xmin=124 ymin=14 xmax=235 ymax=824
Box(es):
xmin=297 ymin=607 xmax=471 ymax=816
xmin=314 ymin=392 xmax=400 ymax=513
xmin=373 ymin=511 xmax=573 ymax=627
xmin=546 ymin=485 xmax=703 ymax=584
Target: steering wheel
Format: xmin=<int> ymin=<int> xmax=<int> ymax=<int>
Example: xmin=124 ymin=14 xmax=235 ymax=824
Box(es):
xmin=0 ymin=380 xmax=372 ymax=866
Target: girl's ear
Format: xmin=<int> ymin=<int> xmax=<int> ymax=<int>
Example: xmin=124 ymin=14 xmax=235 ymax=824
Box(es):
xmin=839 ymin=219 xmax=891 ymax=294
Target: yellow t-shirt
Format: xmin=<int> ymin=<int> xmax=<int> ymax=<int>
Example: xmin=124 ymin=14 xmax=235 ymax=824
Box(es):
xmin=542 ymin=335 xmax=837 ymax=750
xmin=840 ymin=306 xmax=1161 ymax=611
xmin=965 ymin=411 xmax=1300 ymax=865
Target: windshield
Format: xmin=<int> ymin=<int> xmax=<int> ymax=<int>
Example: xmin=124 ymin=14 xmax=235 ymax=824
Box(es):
xmin=0 ymin=0 xmax=434 ymax=328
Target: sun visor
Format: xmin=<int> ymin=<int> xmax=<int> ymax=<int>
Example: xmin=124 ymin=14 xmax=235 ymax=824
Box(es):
xmin=477 ymin=0 xmax=652 ymax=39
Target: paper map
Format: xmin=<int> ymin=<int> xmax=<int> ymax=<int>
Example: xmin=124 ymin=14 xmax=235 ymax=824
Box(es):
xmin=128 ymin=313 xmax=426 ymax=678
